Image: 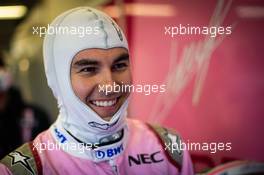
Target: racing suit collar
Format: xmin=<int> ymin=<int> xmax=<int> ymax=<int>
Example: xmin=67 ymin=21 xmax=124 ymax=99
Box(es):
xmin=50 ymin=117 xmax=128 ymax=162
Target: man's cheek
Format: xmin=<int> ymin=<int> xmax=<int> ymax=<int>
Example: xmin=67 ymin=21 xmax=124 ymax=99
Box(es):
xmin=72 ymin=81 xmax=91 ymax=102
xmin=123 ymin=72 xmax=133 ymax=86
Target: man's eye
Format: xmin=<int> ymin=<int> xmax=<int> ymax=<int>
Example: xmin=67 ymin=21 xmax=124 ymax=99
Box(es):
xmin=112 ymin=63 xmax=128 ymax=71
xmin=79 ymin=67 xmax=98 ymax=73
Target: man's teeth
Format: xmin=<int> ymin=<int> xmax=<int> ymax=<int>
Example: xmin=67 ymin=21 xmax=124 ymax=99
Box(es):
xmin=91 ymin=99 xmax=117 ymax=107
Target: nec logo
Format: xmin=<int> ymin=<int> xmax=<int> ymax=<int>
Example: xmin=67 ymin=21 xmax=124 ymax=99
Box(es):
xmin=54 ymin=128 xmax=67 ymax=143
xmin=95 ymin=144 xmax=123 ymax=159
xmin=128 ymin=151 xmax=164 ymax=166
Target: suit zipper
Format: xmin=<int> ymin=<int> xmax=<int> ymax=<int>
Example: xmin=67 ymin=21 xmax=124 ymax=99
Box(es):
xmin=109 ymin=159 xmax=119 ymax=175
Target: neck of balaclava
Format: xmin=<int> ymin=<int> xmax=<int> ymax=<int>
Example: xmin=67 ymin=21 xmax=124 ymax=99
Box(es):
xmin=50 ymin=115 xmax=128 ymax=162
xmin=49 ymin=100 xmax=129 ymax=161
xmin=59 ymin=98 xmax=129 ymax=143
xmin=60 ymin=109 xmax=127 ymax=144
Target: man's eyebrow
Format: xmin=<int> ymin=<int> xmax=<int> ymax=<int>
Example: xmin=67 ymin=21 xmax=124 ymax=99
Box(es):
xmin=73 ymin=59 xmax=99 ymax=67
xmin=113 ymin=53 xmax=129 ymax=63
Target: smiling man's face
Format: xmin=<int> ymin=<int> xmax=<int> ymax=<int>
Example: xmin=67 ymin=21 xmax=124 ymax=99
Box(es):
xmin=71 ymin=47 xmax=131 ymax=121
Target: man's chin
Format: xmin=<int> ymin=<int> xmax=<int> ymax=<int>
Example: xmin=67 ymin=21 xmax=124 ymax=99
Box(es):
xmin=87 ymin=104 xmax=118 ymax=119
xmin=100 ymin=116 xmax=113 ymax=121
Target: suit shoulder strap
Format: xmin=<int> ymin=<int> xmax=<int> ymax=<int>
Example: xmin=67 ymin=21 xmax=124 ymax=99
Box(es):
xmin=1 ymin=142 xmax=42 ymax=175
xmin=147 ymin=123 xmax=183 ymax=170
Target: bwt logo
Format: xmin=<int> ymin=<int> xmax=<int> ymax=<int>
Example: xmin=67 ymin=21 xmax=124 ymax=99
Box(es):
xmin=95 ymin=144 xmax=123 ymax=159
xmin=54 ymin=128 xmax=67 ymax=143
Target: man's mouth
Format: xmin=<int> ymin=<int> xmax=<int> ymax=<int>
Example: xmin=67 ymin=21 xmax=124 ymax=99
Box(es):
xmin=89 ymin=97 xmax=120 ymax=107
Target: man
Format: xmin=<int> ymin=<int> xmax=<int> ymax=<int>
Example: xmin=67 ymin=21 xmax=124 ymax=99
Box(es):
xmin=0 ymin=7 xmax=193 ymax=174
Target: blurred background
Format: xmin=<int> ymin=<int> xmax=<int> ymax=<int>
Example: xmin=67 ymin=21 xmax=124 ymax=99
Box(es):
xmin=0 ymin=0 xmax=263 ymax=173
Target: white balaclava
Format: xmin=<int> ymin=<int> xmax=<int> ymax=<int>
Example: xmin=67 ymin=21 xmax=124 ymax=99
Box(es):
xmin=43 ymin=7 xmax=129 ymax=161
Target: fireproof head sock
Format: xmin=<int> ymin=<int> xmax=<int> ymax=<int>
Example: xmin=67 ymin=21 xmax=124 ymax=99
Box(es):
xmin=43 ymin=7 xmax=129 ymax=143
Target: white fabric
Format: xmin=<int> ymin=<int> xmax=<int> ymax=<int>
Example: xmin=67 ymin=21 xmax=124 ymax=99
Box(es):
xmin=50 ymin=117 xmax=129 ymax=162
xmin=43 ymin=7 xmax=129 ymax=149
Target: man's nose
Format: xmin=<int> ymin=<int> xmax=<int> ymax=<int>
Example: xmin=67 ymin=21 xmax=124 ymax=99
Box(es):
xmin=98 ymin=69 xmax=116 ymax=95
xmin=101 ymin=69 xmax=115 ymax=86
